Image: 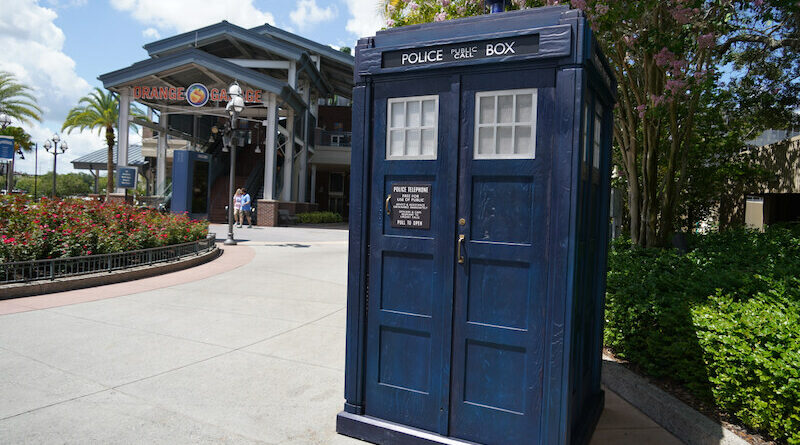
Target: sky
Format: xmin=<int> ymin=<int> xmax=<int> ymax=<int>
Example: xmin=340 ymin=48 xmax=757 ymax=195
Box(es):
xmin=0 ymin=0 xmax=385 ymax=176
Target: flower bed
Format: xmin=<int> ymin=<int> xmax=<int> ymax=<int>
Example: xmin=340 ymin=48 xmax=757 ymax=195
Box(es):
xmin=0 ymin=196 xmax=209 ymax=262
xmin=605 ymin=226 xmax=800 ymax=444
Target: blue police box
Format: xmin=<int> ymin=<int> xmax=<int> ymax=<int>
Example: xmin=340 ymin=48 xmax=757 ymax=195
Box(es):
xmin=171 ymin=150 xmax=211 ymax=219
xmin=339 ymin=5 xmax=617 ymax=445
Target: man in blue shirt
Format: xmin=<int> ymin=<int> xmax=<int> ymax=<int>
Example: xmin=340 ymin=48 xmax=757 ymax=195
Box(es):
xmin=239 ymin=188 xmax=253 ymax=228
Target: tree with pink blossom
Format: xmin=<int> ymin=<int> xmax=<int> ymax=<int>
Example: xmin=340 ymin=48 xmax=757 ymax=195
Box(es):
xmin=382 ymin=0 xmax=799 ymax=251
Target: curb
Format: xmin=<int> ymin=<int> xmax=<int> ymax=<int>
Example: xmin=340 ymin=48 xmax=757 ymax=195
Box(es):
xmin=602 ymin=358 xmax=748 ymax=445
xmin=0 ymin=247 xmax=221 ymax=300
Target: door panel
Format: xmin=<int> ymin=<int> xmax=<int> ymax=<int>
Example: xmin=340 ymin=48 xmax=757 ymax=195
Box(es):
xmin=364 ymin=76 xmax=459 ymax=435
xmin=449 ymin=72 xmax=554 ymax=445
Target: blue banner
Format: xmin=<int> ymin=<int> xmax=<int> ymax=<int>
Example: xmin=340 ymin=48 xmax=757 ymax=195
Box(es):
xmin=117 ymin=166 xmax=137 ymax=188
xmin=0 ymin=136 xmax=13 ymax=161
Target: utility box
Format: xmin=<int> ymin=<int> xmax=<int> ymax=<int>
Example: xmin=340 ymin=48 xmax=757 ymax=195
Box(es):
xmin=171 ymin=150 xmax=211 ymax=220
xmin=339 ymin=6 xmax=616 ymax=445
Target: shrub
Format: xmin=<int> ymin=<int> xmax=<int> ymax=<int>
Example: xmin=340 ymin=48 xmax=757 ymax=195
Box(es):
xmin=605 ymin=226 xmax=800 ymax=443
xmin=0 ymin=195 xmax=209 ymax=262
xmin=296 ymin=211 xmax=343 ymax=224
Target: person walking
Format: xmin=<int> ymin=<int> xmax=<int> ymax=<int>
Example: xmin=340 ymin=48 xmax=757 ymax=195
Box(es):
xmin=233 ymin=188 xmax=243 ymax=228
xmin=240 ymin=187 xmax=253 ymax=228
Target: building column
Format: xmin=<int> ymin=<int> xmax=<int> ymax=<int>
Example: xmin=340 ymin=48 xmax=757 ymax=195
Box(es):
xmin=156 ymin=109 xmax=167 ymax=196
xmin=310 ymin=164 xmax=317 ymax=204
xmin=298 ymin=110 xmax=309 ymax=202
xmin=116 ymin=88 xmax=131 ymax=193
xmin=298 ymin=82 xmax=311 ymax=203
xmin=281 ymin=109 xmax=294 ymax=202
xmin=263 ymin=94 xmax=278 ymax=200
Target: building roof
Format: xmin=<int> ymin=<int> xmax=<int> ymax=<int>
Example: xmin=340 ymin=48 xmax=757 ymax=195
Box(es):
xmin=71 ymin=144 xmax=147 ymax=171
xmin=98 ymin=48 xmax=307 ymax=114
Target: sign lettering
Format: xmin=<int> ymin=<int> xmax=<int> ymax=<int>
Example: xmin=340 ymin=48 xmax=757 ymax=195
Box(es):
xmin=117 ymin=166 xmax=138 ymax=189
xmin=382 ymin=34 xmax=538 ymax=69
xmin=132 ymin=84 xmax=263 ymax=105
xmin=390 ymin=183 xmax=432 ymax=230
xmin=0 ymin=136 xmax=14 ymax=161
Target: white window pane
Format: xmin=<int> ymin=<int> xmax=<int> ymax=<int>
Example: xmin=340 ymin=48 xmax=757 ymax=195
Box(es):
xmin=497 ymin=95 xmax=514 ymax=123
xmin=406 ymin=129 xmax=421 ymax=156
xmin=421 ymin=129 xmax=435 ymax=156
xmin=390 ymin=102 xmax=405 ymax=128
xmin=478 ymin=127 xmax=494 ymax=155
xmin=514 ymin=125 xmax=532 ymax=155
xmin=479 ymin=96 xmax=495 ymax=124
xmin=389 ymin=129 xmax=404 ymax=157
xmin=516 ymin=94 xmax=533 ymax=123
xmin=496 ymin=126 xmax=513 ymax=154
xmin=406 ymin=101 xmax=421 ymax=127
xmin=422 ymin=100 xmax=436 ymax=126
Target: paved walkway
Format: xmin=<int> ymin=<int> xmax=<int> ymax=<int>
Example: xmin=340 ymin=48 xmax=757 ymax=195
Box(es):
xmin=0 ymin=224 xmax=681 ymax=444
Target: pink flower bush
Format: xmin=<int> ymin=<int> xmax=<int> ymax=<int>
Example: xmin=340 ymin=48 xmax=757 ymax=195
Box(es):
xmin=0 ymin=196 xmax=209 ymax=262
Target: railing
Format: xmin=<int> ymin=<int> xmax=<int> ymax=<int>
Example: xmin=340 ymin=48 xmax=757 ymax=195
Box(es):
xmin=0 ymin=234 xmax=217 ymax=285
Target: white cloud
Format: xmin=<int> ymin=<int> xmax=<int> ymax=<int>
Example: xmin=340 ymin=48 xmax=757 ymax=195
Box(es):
xmin=142 ymin=27 xmax=160 ymax=40
xmin=46 ymin=0 xmax=88 ymax=7
xmin=290 ymin=0 xmax=337 ymax=29
xmin=344 ymin=0 xmax=385 ymax=38
xmin=109 ymin=0 xmax=275 ymax=33
xmin=0 ymin=0 xmax=109 ymax=175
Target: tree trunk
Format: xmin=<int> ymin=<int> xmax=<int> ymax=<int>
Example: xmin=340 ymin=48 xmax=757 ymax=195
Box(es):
xmin=105 ymin=125 xmax=115 ymax=199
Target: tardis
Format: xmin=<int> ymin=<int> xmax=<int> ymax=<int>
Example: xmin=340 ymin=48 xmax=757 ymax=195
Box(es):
xmin=339 ymin=5 xmax=617 ymax=445
xmin=171 ymin=150 xmax=211 ymax=219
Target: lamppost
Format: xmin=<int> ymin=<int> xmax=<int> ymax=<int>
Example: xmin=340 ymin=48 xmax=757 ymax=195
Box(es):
xmin=43 ymin=134 xmax=67 ymax=198
xmin=223 ymin=81 xmax=245 ymax=246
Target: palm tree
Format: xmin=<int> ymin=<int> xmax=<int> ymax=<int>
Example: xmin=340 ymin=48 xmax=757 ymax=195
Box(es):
xmin=0 ymin=71 xmax=42 ymax=124
xmin=62 ymin=88 xmax=143 ymax=199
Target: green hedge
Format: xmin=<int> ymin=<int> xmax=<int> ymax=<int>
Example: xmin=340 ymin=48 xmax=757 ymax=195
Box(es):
xmin=296 ymin=211 xmax=343 ymax=224
xmin=605 ymin=226 xmax=800 ymax=444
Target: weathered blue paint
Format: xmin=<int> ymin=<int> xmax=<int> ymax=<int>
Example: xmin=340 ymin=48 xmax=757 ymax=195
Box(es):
xmin=340 ymin=6 xmax=616 ymax=445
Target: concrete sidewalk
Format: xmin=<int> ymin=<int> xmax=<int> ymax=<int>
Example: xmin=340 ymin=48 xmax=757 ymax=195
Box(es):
xmin=0 ymin=224 xmax=681 ymax=444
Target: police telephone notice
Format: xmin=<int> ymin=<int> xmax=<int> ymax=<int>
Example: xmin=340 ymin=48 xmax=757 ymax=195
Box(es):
xmin=390 ymin=183 xmax=432 ymax=230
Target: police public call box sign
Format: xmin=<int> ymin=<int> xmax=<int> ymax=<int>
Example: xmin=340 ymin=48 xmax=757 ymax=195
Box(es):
xmin=382 ymin=34 xmax=539 ymax=68
xmin=117 ymin=166 xmax=137 ymax=189
xmin=390 ymin=183 xmax=431 ymax=229
xmin=0 ymin=136 xmax=14 ymax=161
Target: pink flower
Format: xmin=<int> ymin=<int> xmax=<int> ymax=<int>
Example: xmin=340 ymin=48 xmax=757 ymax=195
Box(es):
xmin=653 ymin=47 xmax=675 ymax=68
xmin=408 ymin=1 xmax=419 ymax=10
xmin=697 ymin=33 xmax=715 ymax=49
xmin=665 ymin=79 xmax=686 ymax=94
xmin=571 ymin=0 xmax=587 ymax=11
xmin=670 ymin=7 xmax=693 ymax=24
xmin=434 ymin=11 xmax=447 ymax=21
xmin=441 ymin=0 xmax=451 ymax=6
xmin=636 ymin=104 xmax=646 ymax=119
xmin=595 ymin=3 xmax=609 ymax=15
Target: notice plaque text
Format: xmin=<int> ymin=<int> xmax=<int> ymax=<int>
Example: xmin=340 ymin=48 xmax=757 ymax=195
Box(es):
xmin=390 ymin=183 xmax=431 ymax=230
xmin=382 ymin=34 xmax=539 ymax=69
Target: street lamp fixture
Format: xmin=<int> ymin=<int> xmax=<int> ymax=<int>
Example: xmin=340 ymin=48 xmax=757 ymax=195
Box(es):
xmin=224 ymin=81 xmax=245 ymax=246
xmin=43 ymin=134 xmax=68 ymax=198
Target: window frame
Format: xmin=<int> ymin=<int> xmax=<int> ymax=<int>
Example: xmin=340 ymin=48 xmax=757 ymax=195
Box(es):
xmin=386 ymin=94 xmax=440 ymax=161
xmin=473 ymin=88 xmax=538 ymax=160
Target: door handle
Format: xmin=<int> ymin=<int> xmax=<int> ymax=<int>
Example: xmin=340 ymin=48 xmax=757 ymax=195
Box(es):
xmin=457 ymin=234 xmax=465 ymax=264
xmin=385 ymin=194 xmax=391 ymax=215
